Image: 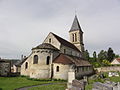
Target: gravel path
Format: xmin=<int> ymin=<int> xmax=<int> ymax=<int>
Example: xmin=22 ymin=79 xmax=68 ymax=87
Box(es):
xmin=15 ymin=82 xmax=65 ymax=90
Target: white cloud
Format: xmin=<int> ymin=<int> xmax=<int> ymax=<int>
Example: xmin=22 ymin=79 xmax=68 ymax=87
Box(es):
xmin=0 ymin=0 xmax=120 ymax=59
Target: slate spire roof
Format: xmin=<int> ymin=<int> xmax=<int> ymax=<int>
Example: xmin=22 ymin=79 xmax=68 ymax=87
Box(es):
xmin=69 ymin=15 xmax=83 ymax=32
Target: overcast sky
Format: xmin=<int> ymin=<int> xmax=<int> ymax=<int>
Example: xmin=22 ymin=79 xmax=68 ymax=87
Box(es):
xmin=0 ymin=0 xmax=120 ymax=59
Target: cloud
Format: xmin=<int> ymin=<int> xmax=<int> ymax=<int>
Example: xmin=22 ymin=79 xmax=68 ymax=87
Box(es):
xmin=0 ymin=0 xmax=120 ymax=58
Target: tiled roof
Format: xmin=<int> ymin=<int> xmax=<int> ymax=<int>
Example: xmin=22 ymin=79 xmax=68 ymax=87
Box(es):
xmin=51 ymin=33 xmax=80 ymax=52
xmin=116 ymin=58 xmax=120 ymax=63
xmin=53 ymin=54 xmax=91 ymax=66
xmin=32 ymin=43 xmax=59 ymax=51
xmin=69 ymin=15 xmax=83 ymax=32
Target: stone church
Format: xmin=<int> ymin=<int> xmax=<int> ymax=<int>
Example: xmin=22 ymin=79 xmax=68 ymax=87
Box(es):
xmin=21 ymin=15 xmax=94 ymax=80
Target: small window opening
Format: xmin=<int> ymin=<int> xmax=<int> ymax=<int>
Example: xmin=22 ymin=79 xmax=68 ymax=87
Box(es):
xmin=64 ymin=49 xmax=66 ymax=54
xmin=25 ymin=62 xmax=28 ymax=69
xmin=49 ymin=38 xmax=51 ymax=43
xmin=33 ymin=55 xmax=38 ymax=64
xmin=75 ymin=33 xmax=77 ymax=42
xmin=56 ymin=66 xmax=59 ymax=72
xmin=46 ymin=56 xmax=50 ymax=65
xmin=72 ymin=34 xmax=74 ymax=42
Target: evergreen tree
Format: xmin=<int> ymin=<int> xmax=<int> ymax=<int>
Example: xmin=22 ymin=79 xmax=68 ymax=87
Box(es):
xmin=93 ymin=51 xmax=97 ymax=62
xmin=98 ymin=50 xmax=107 ymax=63
xmin=83 ymin=50 xmax=90 ymax=60
xmin=115 ymin=54 xmax=120 ymax=58
xmin=107 ymin=47 xmax=115 ymax=62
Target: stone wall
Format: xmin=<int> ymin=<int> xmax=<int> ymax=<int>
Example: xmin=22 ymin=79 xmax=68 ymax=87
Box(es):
xmin=53 ymin=63 xmax=70 ymax=80
xmin=75 ymin=66 xmax=94 ymax=78
xmin=69 ymin=30 xmax=84 ymax=52
xmin=96 ymin=66 xmax=120 ymax=72
xmin=21 ymin=49 xmax=57 ymax=79
xmin=43 ymin=32 xmax=61 ymax=49
xmin=60 ymin=45 xmax=81 ymax=57
xmin=44 ymin=32 xmax=81 ymax=57
xmin=53 ymin=63 xmax=94 ymax=80
xmin=13 ymin=65 xmax=21 ymax=73
xmin=0 ymin=61 xmax=11 ymax=76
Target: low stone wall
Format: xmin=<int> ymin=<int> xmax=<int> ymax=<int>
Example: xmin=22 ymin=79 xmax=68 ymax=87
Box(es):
xmin=0 ymin=60 xmax=11 ymax=76
xmin=96 ymin=66 xmax=120 ymax=72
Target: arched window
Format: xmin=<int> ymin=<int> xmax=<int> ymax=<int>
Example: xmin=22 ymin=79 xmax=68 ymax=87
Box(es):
xmin=56 ymin=66 xmax=59 ymax=72
xmin=33 ymin=55 xmax=38 ymax=64
xmin=72 ymin=33 xmax=74 ymax=42
xmin=46 ymin=56 xmax=50 ymax=65
xmin=75 ymin=33 xmax=77 ymax=42
xmin=25 ymin=62 xmax=28 ymax=69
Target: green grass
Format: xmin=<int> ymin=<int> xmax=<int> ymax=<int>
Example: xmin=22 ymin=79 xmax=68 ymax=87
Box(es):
xmin=109 ymin=76 xmax=120 ymax=82
xmin=0 ymin=77 xmax=66 ymax=90
xmin=28 ymin=83 xmax=67 ymax=90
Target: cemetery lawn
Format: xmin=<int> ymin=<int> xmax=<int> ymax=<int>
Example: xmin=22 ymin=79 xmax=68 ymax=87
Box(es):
xmin=85 ymin=76 xmax=120 ymax=90
xmin=0 ymin=77 xmax=66 ymax=90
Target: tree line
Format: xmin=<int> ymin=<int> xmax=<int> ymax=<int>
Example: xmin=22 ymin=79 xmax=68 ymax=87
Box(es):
xmin=83 ymin=47 xmax=120 ymax=67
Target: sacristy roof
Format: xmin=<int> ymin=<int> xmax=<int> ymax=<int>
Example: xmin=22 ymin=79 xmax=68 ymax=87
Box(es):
xmin=53 ymin=54 xmax=92 ymax=66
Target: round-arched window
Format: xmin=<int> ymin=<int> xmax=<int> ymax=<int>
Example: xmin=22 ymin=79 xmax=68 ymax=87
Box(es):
xmin=56 ymin=66 xmax=59 ymax=72
xmin=33 ymin=55 xmax=38 ymax=64
xmin=25 ymin=62 xmax=28 ymax=69
xmin=46 ymin=56 xmax=50 ymax=65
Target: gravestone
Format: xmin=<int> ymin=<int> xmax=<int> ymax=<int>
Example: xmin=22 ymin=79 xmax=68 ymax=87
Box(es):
xmin=67 ymin=69 xmax=86 ymax=90
xmin=92 ymin=81 xmax=120 ymax=90
xmin=67 ymin=69 xmax=75 ymax=89
xmin=72 ymin=79 xmax=85 ymax=90
xmin=93 ymin=82 xmax=113 ymax=90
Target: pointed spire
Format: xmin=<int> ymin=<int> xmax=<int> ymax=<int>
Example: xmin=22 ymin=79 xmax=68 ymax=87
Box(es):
xmin=69 ymin=15 xmax=83 ymax=32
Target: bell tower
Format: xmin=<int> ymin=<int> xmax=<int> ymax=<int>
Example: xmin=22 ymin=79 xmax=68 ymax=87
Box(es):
xmin=69 ymin=15 xmax=84 ymax=52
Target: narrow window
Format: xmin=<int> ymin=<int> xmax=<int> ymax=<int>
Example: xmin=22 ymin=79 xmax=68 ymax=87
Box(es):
xmin=25 ymin=62 xmax=28 ymax=69
xmin=33 ymin=55 xmax=38 ymax=64
xmin=64 ymin=49 xmax=66 ymax=54
xmin=75 ymin=33 xmax=77 ymax=42
xmin=77 ymin=67 xmax=79 ymax=72
xmin=72 ymin=33 xmax=74 ymax=42
xmin=49 ymin=38 xmax=51 ymax=43
xmin=81 ymin=33 xmax=83 ymax=43
xmin=56 ymin=66 xmax=59 ymax=72
xmin=46 ymin=56 xmax=50 ymax=65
